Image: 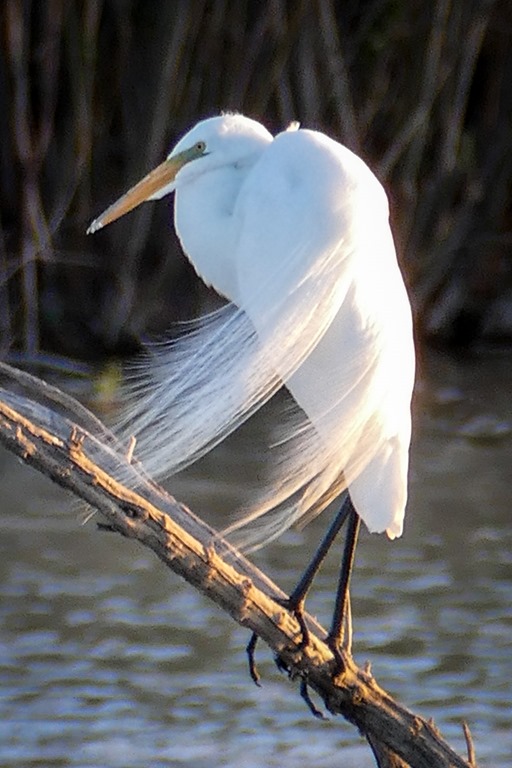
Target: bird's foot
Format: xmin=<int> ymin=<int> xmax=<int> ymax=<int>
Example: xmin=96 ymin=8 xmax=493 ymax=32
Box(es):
xmin=246 ymin=610 xmax=329 ymax=720
xmin=274 ymin=653 xmax=327 ymax=720
xmin=300 ymin=680 xmax=327 ymax=720
xmin=326 ymin=634 xmax=349 ymax=683
xmin=246 ymin=596 xmax=310 ymax=687
xmin=246 ymin=632 xmax=261 ymax=686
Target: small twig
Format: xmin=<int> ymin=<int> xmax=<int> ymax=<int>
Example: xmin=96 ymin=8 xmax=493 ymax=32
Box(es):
xmin=462 ymin=722 xmax=477 ymax=767
xmin=125 ymin=434 xmax=137 ymax=464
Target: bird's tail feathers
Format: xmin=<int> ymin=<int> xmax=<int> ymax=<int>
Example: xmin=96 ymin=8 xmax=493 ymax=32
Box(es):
xmin=218 ymin=386 xmax=385 ymax=551
xmin=110 ymin=235 xmax=388 ymax=550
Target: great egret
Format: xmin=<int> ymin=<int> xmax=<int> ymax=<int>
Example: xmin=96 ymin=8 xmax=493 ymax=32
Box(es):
xmin=87 ymin=113 xmax=415 ymax=665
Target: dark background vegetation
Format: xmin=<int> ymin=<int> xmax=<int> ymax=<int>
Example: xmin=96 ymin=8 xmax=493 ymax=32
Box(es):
xmin=1 ymin=0 xmax=511 ymax=369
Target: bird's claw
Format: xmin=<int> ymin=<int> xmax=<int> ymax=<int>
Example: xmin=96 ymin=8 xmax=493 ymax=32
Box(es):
xmin=300 ymin=680 xmax=327 ymax=720
xmin=246 ymin=594 xmax=310 ymax=688
xmin=326 ymin=635 xmax=347 ymax=682
xmin=246 ymin=632 xmax=261 ymax=686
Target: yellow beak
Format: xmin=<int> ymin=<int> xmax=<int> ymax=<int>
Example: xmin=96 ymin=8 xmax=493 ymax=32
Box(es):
xmin=86 ymin=153 xmax=188 ymax=234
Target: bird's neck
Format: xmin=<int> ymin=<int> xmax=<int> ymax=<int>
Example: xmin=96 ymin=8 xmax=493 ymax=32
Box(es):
xmin=174 ymin=166 xmax=247 ymax=303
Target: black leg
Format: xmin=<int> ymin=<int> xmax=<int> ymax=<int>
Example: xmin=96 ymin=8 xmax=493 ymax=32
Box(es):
xmin=283 ymin=494 xmax=352 ymax=648
xmin=326 ymin=499 xmax=361 ymax=671
xmin=246 ymin=493 xmax=358 ymax=692
xmin=246 ymin=632 xmax=261 ymax=686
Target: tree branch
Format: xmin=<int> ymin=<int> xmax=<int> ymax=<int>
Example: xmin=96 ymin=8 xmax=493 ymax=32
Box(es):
xmin=0 ymin=366 xmax=476 ymax=768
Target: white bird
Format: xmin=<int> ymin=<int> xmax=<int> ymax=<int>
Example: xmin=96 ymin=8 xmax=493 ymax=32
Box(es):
xmin=87 ymin=113 xmax=415 ymax=661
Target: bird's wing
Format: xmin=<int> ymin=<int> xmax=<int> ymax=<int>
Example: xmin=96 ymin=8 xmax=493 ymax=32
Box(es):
xmin=223 ymin=129 xmax=414 ymax=546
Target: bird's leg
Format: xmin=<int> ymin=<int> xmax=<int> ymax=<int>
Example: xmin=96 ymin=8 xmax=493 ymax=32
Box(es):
xmin=281 ymin=495 xmax=353 ymax=649
xmin=247 ymin=496 xmax=353 ymax=688
xmin=326 ymin=500 xmax=361 ymax=674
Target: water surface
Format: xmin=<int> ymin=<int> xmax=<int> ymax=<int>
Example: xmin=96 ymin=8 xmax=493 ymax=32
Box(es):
xmin=0 ymin=350 xmax=511 ymax=767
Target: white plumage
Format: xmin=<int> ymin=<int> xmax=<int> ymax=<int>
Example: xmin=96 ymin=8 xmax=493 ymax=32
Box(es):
xmin=88 ymin=113 xmax=415 ymax=550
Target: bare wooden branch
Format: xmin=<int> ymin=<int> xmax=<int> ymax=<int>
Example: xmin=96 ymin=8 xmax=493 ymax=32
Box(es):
xmin=462 ymin=722 xmax=477 ymax=767
xmin=0 ymin=373 xmax=476 ymax=768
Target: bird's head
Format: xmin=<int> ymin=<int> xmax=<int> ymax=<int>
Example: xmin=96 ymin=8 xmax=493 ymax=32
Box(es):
xmin=86 ymin=114 xmax=271 ymax=234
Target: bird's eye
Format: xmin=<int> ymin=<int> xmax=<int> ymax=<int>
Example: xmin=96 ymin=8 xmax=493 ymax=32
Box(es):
xmin=195 ymin=141 xmax=206 ymax=153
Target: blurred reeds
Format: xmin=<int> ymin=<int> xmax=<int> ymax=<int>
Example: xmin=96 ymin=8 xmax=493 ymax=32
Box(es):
xmin=1 ymin=0 xmax=511 ymax=366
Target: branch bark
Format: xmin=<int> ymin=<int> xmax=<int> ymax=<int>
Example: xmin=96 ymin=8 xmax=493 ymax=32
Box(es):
xmin=0 ymin=365 xmax=476 ymax=768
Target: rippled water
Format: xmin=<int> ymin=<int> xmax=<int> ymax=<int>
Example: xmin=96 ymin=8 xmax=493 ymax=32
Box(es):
xmin=0 ymin=350 xmax=511 ymax=767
